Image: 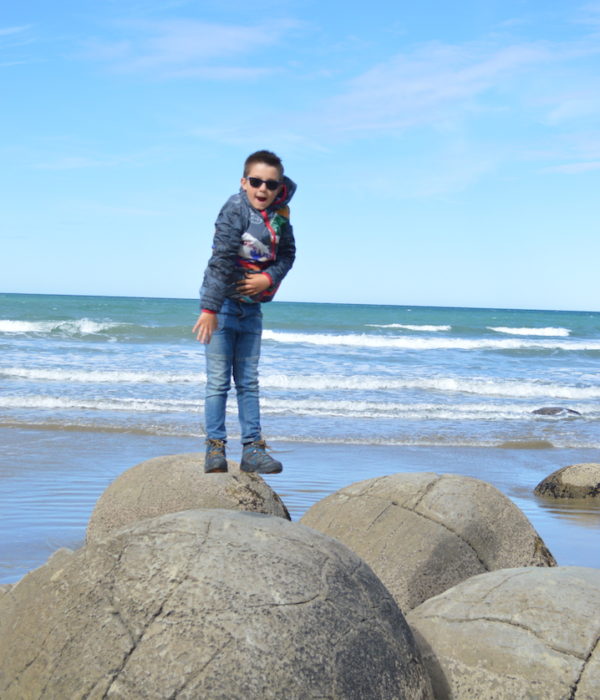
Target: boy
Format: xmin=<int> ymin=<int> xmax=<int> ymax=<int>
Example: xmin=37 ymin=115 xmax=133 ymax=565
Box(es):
xmin=193 ymin=150 xmax=296 ymax=474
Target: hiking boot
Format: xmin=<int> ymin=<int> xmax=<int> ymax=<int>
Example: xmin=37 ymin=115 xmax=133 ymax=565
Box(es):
xmin=240 ymin=439 xmax=282 ymax=474
xmin=205 ymin=438 xmax=228 ymax=473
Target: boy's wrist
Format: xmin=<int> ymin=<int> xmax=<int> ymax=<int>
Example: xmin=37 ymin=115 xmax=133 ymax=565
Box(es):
xmin=202 ymin=309 xmax=216 ymax=315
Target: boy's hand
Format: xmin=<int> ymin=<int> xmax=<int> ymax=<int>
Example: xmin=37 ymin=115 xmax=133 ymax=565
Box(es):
xmin=193 ymin=312 xmax=218 ymax=344
xmin=237 ymin=272 xmax=270 ymax=297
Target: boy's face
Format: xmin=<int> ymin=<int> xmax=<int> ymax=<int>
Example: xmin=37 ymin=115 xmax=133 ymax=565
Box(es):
xmin=241 ymin=163 xmax=282 ymax=211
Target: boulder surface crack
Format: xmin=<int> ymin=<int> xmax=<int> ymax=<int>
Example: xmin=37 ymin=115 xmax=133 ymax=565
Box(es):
xmin=101 ymin=576 xmax=187 ymax=697
xmin=366 ymin=504 xmax=394 ymax=530
xmin=422 ymin=614 xmax=588 ymax=661
xmin=172 ymin=636 xmax=234 ymax=696
xmin=571 ymin=632 xmax=600 ymax=699
xmin=404 ymin=506 xmax=489 ymax=570
xmin=410 ymin=476 xmax=442 ymax=509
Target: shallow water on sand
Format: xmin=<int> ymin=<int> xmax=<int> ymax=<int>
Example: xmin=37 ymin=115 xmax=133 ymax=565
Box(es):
xmin=1 ymin=426 xmax=598 ymax=584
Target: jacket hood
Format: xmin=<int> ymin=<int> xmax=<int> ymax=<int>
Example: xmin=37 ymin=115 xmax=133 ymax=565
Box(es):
xmin=240 ymin=175 xmax=296 ymax=212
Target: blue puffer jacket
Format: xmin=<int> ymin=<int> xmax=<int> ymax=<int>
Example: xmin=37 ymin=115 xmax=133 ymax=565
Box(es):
xmin=200 ymin=176 xmax=296 ymax=312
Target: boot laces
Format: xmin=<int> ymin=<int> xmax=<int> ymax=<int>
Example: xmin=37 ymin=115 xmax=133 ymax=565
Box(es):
xmin=206 ymin=439 xmax=225 ymax=457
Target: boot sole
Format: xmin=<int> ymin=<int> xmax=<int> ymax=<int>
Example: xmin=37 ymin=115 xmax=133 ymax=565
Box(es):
xmin=240 ymin=464 xmax=282 ymax=474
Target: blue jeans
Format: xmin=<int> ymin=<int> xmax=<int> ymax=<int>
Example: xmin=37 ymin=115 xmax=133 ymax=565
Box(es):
xmin=204 ymin=298 xmax=262 ymax=444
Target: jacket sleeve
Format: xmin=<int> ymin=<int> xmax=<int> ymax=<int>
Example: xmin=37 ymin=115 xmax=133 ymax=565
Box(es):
xmin=199 ymin=197 xmax=246 ymax=312
xmin=265 ymin=221 xmax=296 ymax=287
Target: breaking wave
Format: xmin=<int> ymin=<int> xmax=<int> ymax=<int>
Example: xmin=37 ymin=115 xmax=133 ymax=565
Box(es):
xmin=1 ymin=395 xmax=596 ymax=423
xmin=488 ymin=326 xmax=571 ymax=337
xmin=0 ymin=318 xmax=126 ymax=336
xmin=262 ymin=330 xmax=600 ymax=352
xmin=366 ymin=324 xmax=452 ymax=331
xmin=3 ymin=367 xmax=599 ymax=400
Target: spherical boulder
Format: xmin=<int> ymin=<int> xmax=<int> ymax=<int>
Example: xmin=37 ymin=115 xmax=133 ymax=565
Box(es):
xmin=87 ymin=452 xmax=290 ymax=542
xmin=535 ymin=462 xmax=600 ymax=499
xmin=300 ymin=472 xmax=556 ymax=612
xmin=407 ymin=566 xmax=600 ymax=699
xmin=0 ymin=510 xmax=433 ymax=700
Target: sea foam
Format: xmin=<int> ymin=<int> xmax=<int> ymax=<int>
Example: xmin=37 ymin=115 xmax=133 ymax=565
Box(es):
xmin=366 ymin=324 xmax=452 ymax=331
xmin=0 ymin=395 xmax=198 ymax=412
xmin=488 ymin=326 xmax=571 ymax=337
xmin=1 ymin=395 xmax=595 ymax=422
xmin=0 ymin=367 xmax=198 ymax=384
xmin=260 ymin=374 xmax=600 ymax=399
xmin=0 ymin=318 xmax=119 ymax=336
xmin=3 ymin=366 xmax=600 ymax=400
xmin=262 ymin=330 xmax=600 ymax=351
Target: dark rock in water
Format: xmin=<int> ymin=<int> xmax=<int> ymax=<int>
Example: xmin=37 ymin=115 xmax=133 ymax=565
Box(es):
xmin=532 ymin=406 xmax=582 ymax=416
xmin=498 ymin=440 xmax=554 ymax=449
xmin=534 ymin=463 xmax=600 ymax=499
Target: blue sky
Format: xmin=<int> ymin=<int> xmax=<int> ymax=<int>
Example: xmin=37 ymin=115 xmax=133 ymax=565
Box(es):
xmin=2 ymin=0 xmax=599 ymax=311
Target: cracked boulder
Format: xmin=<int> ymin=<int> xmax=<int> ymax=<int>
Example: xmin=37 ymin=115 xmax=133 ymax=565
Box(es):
xmin=300 ymin=472 xmax=556 ymax=612
xmin=87 ymin=452 xmax=290 ymax=543
xmin=0 ymin=509 xmax=434 ymax=699
xmin=535 ymin=463 xmax=600 ymax=499
xmin=407 ymin=566 xmax=600 ymax=699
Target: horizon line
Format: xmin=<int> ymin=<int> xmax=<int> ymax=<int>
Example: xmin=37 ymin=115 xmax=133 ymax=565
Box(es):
xmin=1 ymin=290 xmax=598 ymax=315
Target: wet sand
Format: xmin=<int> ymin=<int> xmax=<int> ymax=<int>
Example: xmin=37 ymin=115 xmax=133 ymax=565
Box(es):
xmin=1 ymin=426 xmax=599 ymax=584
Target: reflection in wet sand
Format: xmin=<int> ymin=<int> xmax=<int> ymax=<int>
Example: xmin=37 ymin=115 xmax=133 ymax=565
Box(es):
xmin=534 ymin=496 xmax=600 ymax=529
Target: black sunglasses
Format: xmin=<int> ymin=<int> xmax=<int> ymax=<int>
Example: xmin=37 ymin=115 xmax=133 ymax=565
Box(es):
xmin=246 ymin=177 xmax=281 ymax=191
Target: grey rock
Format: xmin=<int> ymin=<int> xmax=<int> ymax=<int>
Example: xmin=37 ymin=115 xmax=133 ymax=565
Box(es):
xmin=301 ymin=472 xmax=555 ymax=612
xmin=535 ymin=462 xmax=600 ymax=499
xmin=0 ymin=509 xmax=433 ymax=700
xmin=0 ymin=547 xmax=74 ymax=615
xmin=87 ymin=452 xmax=290 ymax=542
xmin=407 ymin=566 xmax=600 ymax=699
xmin=497 ymin=439 xmax=555 ymax=449
xmin=532 ymin=406 xmax=581 ymax=416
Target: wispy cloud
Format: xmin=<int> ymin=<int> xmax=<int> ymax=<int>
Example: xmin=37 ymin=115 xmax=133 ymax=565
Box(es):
xmin=545 ymin=92 xmax=600 ymax=124
xmin=0 ymin=24 xmax=37 ymax=67
xmin=34 ymin=156 xmax=121 ymax=170
xmin=543 ymin=160 xmax=600 ymax=174
xmin=82 ymin=18 xmax=298 ymax=78
xmin=32 ymin=145 xmax=170 ymax=170
xmin=0 ymin=25 xmax=31 ymax=37
xmin=319 ymin=40 xmax=555 ymax=134
xmin=71 ymin=200 xmax=165 ymax=217
xmin=577 ymin=2 xmax=600 ymax=28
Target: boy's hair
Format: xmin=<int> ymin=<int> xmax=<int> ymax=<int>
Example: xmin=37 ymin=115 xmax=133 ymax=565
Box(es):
xmin=243 ymin=150 xmax=284 ymax=178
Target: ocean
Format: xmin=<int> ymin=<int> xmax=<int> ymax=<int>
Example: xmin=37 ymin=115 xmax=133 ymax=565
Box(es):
xmin=1 ymin=292 xmax=599 ymax=583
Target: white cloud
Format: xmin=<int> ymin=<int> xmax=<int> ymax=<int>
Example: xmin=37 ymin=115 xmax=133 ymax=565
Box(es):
xmin=577 ymin=2 xmax=600 ymax=28
xmin=319 ymin=40 xmax=553 ymax=134
xmin=546 ymin=93 xmax=600 ymax=123
xmin=83 ymin=18 xmax=298 ymax=78
xmin=34 ymin=156 xmax=118 ymax=170
xmin=0 ymin=26 xmax=31 ymax=36
xmin=543 ymin=160 xmax=600 ymax=174
xmin=32 ymin=145 xmax=170 ymax=170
